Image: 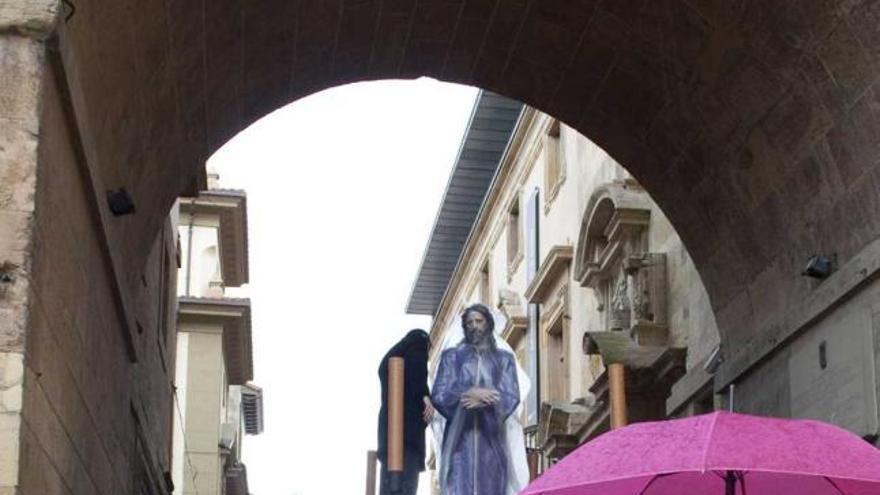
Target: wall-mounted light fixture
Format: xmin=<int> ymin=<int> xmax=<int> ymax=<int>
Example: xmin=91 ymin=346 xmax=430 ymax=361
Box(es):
xmin=106 ymin=188 xmax=136 ymax=216
xmin=802 ymin=254 xmax=835 ymax=279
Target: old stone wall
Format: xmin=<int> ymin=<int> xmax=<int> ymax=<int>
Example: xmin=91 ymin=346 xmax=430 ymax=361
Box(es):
xmin=0 ymin=35 xmax=39 ymax=495
xmin=46 ymin=0 xmax=880 ymax=400
xmin=17 ymin=46 xmax=178 ymax=495
xmin=732 ymin=271 xmax=880 ymax=439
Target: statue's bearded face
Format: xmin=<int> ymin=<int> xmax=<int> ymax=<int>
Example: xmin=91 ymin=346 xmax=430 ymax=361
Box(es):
xmin=464 ymin=310 xmax=491 ymax=346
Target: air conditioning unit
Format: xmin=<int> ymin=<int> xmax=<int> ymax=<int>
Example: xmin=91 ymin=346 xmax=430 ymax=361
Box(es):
xmin=219 ymin=422 xmax=237 ymax=450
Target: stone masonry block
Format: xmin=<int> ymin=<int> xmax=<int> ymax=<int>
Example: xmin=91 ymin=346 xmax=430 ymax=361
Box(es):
xmin=0 ymin=1 xmax=58 ymax=37
xmin=0 ymin=31 xmax=43 ymax=495
xmin=0 ymin=127 xmax=38 ymax=213
xmin=0 ymin=36 xmax=43 ymax=126
xmin=0 ymin=215 xmax=32 ymax=353
xmin=0 ymin=351 xmax=24 ymax=488
xmin=0 ymin=211 xmax=32 ymax=253
xmin=0 ymin=352 xmax=24 ymax=413
xmin=0 ymin=412 xmax=21 ymax=488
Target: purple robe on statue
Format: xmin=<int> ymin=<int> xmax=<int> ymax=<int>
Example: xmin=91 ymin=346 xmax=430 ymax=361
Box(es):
xmin=432 ymin=344 xmax=520 ymax=495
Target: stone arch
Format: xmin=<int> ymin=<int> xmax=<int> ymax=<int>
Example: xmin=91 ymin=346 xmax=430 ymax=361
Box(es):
xmin=44 ymin=0 xmax=880 ymax=383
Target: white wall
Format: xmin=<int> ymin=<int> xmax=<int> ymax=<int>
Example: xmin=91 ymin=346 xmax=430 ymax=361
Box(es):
xmin=178 ymin=216 xmax=222 ymax=298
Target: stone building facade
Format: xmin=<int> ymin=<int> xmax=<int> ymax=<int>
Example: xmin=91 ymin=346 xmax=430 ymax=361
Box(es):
xmin=6 ymin=29 xmax=182 ymax=494
xmin=409 ymin=93 xmax=721 ymax=482
xmin=172 ymin=186 xmax=263 ymax=495
xmin=409 ymin=92 xmax=880 ymax=487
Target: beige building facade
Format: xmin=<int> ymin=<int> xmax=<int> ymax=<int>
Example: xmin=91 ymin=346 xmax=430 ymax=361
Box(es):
xmin=172 ymin=186 xmax=263 ymax=495
xmin=413 ymin=94 xmax=880 ymax=491
xmin=410 ymin=92 xmax=722 ymax=481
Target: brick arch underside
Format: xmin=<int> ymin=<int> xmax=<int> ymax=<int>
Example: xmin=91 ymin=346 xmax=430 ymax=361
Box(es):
xmin=57 ymin=0 xmax=880 ymax=382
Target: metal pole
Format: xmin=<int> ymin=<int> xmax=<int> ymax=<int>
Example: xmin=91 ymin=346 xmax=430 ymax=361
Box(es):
xmin=365 ymin=450 xmax=378 ymax=495
xmin=729 ymin=383 xmax=735 ymax=412
xmin=387 ymin=357 xmax=405 ymax=492
xmin=184 ymin=210 xmax=194 ymax=296
xmin=724 ymin=470 xmax=736 ymax=495
xmin=609 ymin=363 xmax=628 ymax=429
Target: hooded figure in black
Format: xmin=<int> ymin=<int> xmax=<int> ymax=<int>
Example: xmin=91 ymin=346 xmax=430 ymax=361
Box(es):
xmin=377 ymin=329 xmax=433 ymax=495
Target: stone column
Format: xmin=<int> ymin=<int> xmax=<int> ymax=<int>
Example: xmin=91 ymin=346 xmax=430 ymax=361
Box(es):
xmin=0 ymin=2 xmax=58 ymax=494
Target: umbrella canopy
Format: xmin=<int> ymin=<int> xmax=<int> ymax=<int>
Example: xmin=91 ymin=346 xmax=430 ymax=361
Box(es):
xmin=521 ymin=411 xmax=880 ymax=495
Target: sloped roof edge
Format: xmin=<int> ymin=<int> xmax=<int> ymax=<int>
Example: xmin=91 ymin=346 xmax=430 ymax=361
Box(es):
xmin=406 ymin=91 xmax=523 ymax=315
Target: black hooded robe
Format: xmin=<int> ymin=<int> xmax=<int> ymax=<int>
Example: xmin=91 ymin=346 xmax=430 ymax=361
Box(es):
xmin=376 ymin=329 xmax=430 ymax=494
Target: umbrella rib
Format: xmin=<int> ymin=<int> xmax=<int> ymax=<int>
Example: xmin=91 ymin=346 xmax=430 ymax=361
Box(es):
xmin=637 ymin=473 xmax=676 ymax=495
xmin=700 ymin=412 xmax=722 ymax=471
xmin=822 ymin=476 xmax=846 ymax=495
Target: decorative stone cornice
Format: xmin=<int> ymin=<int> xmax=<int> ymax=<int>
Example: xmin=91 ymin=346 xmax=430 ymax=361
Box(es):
xmin=501 ymin=315 xmax=528 ymax=348
xmin=576 ymin=342 xmax=685 ymax=443
xmin=540 ymin=284 xmax=568 ymax=332
xmin=178 ymin=296 xmax=253 ymax=385
xmin=524 ymin=245 xmax=573 ymax=304
xmin=537 ymin=400 xmax=593 ymax=460
xmin=582 ymin=331 xmax=665 ymax=367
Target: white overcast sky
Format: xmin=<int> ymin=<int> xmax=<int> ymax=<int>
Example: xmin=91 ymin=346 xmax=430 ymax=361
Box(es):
xmin=208 ymin=79 xmax=479 ymax=495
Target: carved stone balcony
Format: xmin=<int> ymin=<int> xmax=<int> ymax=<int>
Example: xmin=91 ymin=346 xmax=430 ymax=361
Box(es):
xmin=538 ymin=401 xmax=594 ymax=461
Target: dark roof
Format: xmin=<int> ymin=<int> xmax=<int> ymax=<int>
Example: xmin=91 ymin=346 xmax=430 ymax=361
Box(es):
xmin=406 ymin=91 xmax=523 ymax=315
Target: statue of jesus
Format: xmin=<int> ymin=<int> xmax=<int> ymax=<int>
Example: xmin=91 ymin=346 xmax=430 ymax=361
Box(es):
xmin=431 ymin=303 xmax=524 ymax=495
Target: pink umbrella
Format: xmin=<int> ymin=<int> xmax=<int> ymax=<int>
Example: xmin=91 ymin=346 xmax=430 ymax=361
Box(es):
xmin=521 ymin=411 xmax=880 ymax=495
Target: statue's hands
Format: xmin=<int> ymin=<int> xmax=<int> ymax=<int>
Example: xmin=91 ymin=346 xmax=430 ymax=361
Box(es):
xmin=460 ymin=387 xmax=500 ymax=409
xmin=422 ymin=396 xmax=435 ymax=423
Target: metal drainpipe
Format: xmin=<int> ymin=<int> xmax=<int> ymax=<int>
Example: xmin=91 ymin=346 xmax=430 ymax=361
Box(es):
xmin=184 ymin=203 xmax=195 ymax=296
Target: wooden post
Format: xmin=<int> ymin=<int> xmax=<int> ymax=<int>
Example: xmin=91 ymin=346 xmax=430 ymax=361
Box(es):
xmin=365 ymin=450 xmax=378 ymax=495
xmin=609 ymin=362 xmax=628 ymax=429
xmin=527 ymin=450 xmax=540 ymax=481
xmin=387 ymin=357 xmax=405 ymax=489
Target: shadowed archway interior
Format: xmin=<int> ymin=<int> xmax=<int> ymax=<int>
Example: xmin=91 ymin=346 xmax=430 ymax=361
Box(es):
xmin=54 ymin=0 xmax=880 ymax=385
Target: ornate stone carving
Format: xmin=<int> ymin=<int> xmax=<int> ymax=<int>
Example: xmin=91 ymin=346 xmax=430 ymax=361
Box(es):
xmin=538 ymin=400 xmax=594 ymax=460
xmin=498 ymin=289 xmax=524 ymax=319
xmin=574 ymin=181 xmax=669 ymax=345
xmin=609 ymin=272 xmax=630 ymax=331
xmin=625 ymin=253 xmax=668 ymax=346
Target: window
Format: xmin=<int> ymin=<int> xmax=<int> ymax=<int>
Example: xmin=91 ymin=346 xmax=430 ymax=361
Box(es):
xmin=543 ymin=120 xmax=565 ymax=210
xmin=507 ymin=196 xmax=521 ymax=273
xmin=543 ymin=306 xmax=568 ymax=403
